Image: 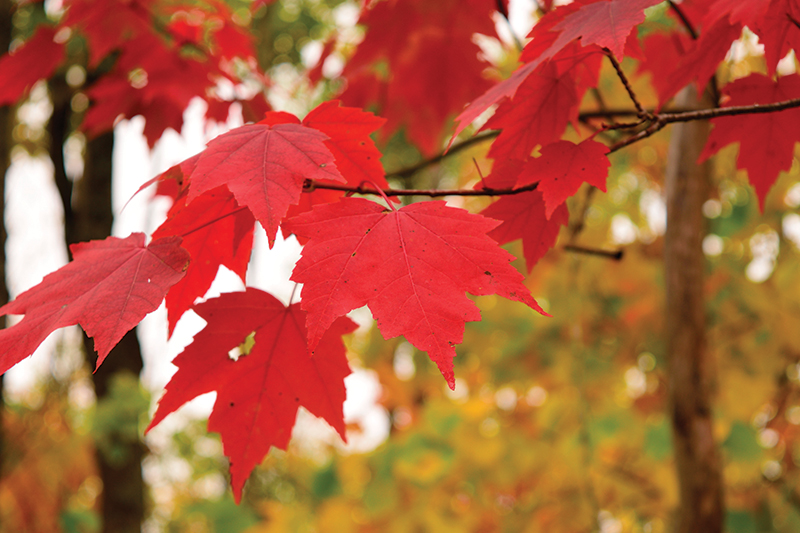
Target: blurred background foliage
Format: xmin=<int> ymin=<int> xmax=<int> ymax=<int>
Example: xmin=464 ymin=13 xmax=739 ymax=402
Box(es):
xmin=3 ymin=0 xmax=800 ymax=532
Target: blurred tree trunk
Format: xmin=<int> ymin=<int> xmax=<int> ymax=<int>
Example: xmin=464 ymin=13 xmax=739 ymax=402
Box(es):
xmin=664 ymin=86 xmax=724 ymax=532
xmin=48 ymin=84 xmax=146 ymax=533
xmin=0 ymin=0 xmax=14 ymax=477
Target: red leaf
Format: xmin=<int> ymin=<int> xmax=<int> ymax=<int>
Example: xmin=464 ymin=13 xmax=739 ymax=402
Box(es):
xmin=340 ymin=0 xmax=498 ymax=155
xmin=482 ymin=191 xmax=569 ymax=273
xmin=64 ymin=0 xmax=152 ymax=67
xmin=516 ymin=139 xmax=610 ymax=218
xmin=187 ymin=122 xmax=344 ymax=244
xmin=302 ymin=100 xmax=387 ymax=188
xmin=655 ymin=19 xmax=743 ymax=104
xmin=483 ymin=50 xmax=601 ymax=161
xmin=541 ymin=0 xmax=662 ymax=60
xmin=283 ymin=101 xmax=393 ymax=229
xmin=451 ymin=0 xmax=654 ymax=144
xmin=0 ymin=26 xmax=65 ymax=105
xmin=700 ymin=73 xmax=800 ymax=210
xmin=752 ymin=0 xmax=800 ymax=75
xmin=0 ymin=234 xmax=189 ymax=374
xmin=153 ymin=188 xmax=255 ymax=335
xmin=284 ymin=198 xmax=545 ymax=389
xmin=147 ymin=288 xmax=356 ymax=502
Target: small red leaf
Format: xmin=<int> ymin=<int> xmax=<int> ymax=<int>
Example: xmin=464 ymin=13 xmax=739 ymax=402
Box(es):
xmin=147 ymin=288 xmax=356 ymax=502
xmin=0 ymin=234 xmax=189 ymax=374
xmin=153 ymin=188 xmax=255 ymax=334
xmin=187 ymin=122 xmax=344 ymax=244
xmin=285 ymin=198 xmax=545 ymax=389
xmin=516 ymin=139 xmax=610 ymax=218
xmin=700 ymin=73 xmax=800 ymax=210
xmin=482 ymin=191 xmax=569 ymax=273
xmin=0 ymin=26 xmax=65 ymax=105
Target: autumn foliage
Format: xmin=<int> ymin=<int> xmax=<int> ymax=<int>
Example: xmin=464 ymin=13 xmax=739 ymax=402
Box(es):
xmin=2 ymin=0 xmax=800 ymax=504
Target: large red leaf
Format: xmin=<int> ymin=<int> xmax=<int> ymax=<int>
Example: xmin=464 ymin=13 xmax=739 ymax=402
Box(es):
xmin=516 ymin=139 xmax=610 ymax=218
xmin=152 ymin=187 xmax=255 ymax=335
xmin=187 ymin=122 xmax=344 ymax=244
xmin=0 ymin=26 xmax=65 ymax=105
xmin=0 ymin=234 xmax=189 ymax=374
xmin=284 ymin=198 xmax=545 ymax=388
xmin=147 ymin=288 xmax=356 ymax=502
xmin=699 ymin=73 xmax=800 ymax=210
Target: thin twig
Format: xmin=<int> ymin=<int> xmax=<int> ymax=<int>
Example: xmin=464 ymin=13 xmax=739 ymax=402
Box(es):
xmin=667 ymin=0 xmax=721 ymax=104
xmin=305 ymin=180 xmax=539 ymax=197
xmin=604 ymin=49 xmax=650 ymax=119
xmin=385 ymin=131 xmax=498 ymax=180
xmin=563 ymin=244 xmax=623 ymax=260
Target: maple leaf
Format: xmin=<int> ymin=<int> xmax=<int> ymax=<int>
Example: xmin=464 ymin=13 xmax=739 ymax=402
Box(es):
xmin=285 ymin=100 xmax=393 ymax=229
xmin=483 ymin=50 xmax=602 ymax=161
xmin=482 ymin=192 xmax=570 ymax=273
xmin=0 ymin=234 xmax=189 ymax=375
xmin=0 ymin=26 xmax=65 ymax=105
xmin=451 ymin=0 xmax=658 ymax=142
xmin=699 ymin=73 xmax=800 ymax=210
xmin=752 ymin=0 xmax=800 ymax=75
xmin=284 ymin=198 xmax=545 ymax=389
xmin=340 ymin=0 xmax=498 ymax=155
xmin=147 ymin=288 xmax=356 ymax=502
xmin=152 ymin=187 xmax=255 ymax=335
xmin=516 ymin=139 xmax=610 ymax=218
xmin=187 ymin=121 xmax=344 ymax=244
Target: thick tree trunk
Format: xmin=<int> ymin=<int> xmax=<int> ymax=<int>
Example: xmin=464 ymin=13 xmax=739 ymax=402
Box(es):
xmin=77 ymin=133 xmax=147 ymax=533
xmin=664 ymin=86 xmax=724 ymax=532
xmin=0 ymin=0 xmax=14 ymax=477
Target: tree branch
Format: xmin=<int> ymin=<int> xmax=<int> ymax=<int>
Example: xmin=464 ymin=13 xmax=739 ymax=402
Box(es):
xmin=604 ymin=49 xmax=650 ymax=119
xmin=305 ymin=179 xmax=539 ymax=197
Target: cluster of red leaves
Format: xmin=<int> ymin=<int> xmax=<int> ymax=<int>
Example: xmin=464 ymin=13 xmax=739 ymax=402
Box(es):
xmin=0 ymin=0 xmax=269 ymax=146
xmin=2 ymin=0 xmax=800 ymax=502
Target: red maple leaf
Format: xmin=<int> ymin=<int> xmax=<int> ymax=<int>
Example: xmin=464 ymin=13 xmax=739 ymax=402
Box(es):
xmin=152 ymin=187 xmax=255 ymax=335
xmin=451 ymin=0 xmax=657 ymax=144
xmin=700 ymin=73 xmax=800 ymax=210
xmin=340 ymin=0 xmax=498 ymax=155
xmin=0 ymin=234 xmax=189 ymax=374
xmin=482 ymin=192 xmax=569 ymax=273
xmin=147 ymin=288 xmax=356 ymax=502
xmin=516 ymin=139 xmax=610 ymax=218
xmin=483 ymin=49 xmax=602 ymax=161
xmin=285 ymin=100 xmax=393 ymax=230
xmin=187 ymin=122 xmax=344 ymax=244
xmin=284 ymin=198 xmax=545 ymax=389
xmin=752 ymin=0 xmax=800 ymax=75
xmin=0 ymin=26 xmax=65 ymax=105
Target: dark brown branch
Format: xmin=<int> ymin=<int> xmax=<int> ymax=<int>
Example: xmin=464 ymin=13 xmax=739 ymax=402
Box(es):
xmin=668 ymin=0 xmax=699 ymax=40
xmin=563 ymin=244 xmax=623 ymax=260
xmin=604 ymin=49 xmax=649 ymax=118
xmin=385 ymin=131 xmax=498 ymax=180
xmin=789 ymin=12 xmax=800 ymax=31
xmin=305 ymin=179 xmax=539 ymax=197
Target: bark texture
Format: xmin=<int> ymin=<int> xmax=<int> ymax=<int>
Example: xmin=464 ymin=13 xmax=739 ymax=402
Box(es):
xmin=664 ymin=86 xmax=724 ymax=532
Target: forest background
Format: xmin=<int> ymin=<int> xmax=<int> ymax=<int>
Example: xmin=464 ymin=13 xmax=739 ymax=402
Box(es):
xmin=1 ymin=1 xmax=800 ymax=533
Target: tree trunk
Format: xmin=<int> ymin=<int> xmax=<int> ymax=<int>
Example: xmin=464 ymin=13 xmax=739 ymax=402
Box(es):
xmin=77 ymin=133 xmax=147 ymax=533
xmin=0 ymin=0 xmax=14 ymax=477
xmin=664 ymin=86 xmax=724 ymax=532
xmin=48 ymin=82 xmax=147 ymax=530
